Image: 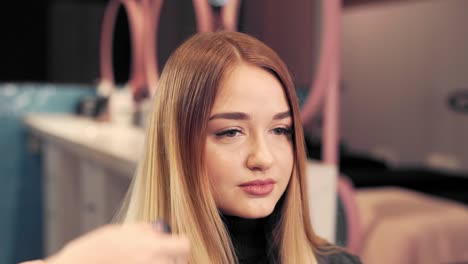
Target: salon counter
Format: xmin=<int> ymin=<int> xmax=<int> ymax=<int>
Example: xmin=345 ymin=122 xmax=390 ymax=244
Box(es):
xmin=25 ymin=114 xmax=146 ymax=176
xmin=25 ymin=114 xmax=144 ymax=255
xmin=25 ymin=114 xmax=337 ymax=256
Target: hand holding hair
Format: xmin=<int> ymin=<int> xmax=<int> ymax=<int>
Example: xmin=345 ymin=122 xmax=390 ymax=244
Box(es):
xmin=21 ymin=223 xmax=190 ymax=264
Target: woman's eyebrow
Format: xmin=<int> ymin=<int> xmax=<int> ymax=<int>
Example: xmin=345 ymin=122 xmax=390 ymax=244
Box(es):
xmin=273 ymin=111 xmax=291 ymax=120
xmin=209 ymin=112 xmax=249 ymax=120
xmin=209 ymin=110 xmax=291 ymax=121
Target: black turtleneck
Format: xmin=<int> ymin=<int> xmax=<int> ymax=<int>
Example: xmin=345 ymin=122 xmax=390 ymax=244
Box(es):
xmin=219 ymin=189 xmax=362 ymax=264
xmin=222 ymin=215 xmax=271 ymax=264
xmin=220 ymin=205 xmax=362 ymax=264
xmin=221 ymin=200 xmax=282 ymax=264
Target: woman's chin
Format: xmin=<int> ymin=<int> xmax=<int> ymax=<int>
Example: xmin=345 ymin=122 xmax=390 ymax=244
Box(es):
xmin=236 ymin=205 xmax=275 ymax=219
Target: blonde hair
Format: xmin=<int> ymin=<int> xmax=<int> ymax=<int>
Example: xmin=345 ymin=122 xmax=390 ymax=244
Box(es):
xmin=118 ymin=31 xmax=327 ymax=263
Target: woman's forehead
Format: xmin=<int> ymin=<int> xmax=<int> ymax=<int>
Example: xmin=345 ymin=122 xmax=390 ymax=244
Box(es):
xmin=208 ymin=64 xmax=290 ymax=123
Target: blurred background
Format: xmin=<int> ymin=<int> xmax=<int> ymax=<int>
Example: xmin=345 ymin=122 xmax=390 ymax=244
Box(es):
xmin=1 ymin=0 xmax=468 ymax=263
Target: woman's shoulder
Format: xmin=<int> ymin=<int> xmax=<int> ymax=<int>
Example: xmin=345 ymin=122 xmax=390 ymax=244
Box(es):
xmin=317 ymin=251 xmax=362 ymax=264
xmin=315 ymin=247 xmax=362 ymax=264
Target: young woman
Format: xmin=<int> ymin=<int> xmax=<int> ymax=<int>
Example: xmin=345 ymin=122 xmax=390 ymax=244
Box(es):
xmin=24 ymin=31 xmax=361 ymax=264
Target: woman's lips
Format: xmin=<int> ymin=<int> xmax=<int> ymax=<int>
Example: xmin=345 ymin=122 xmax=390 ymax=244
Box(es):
xmin=239 ymin=179 xmax=276 ymax=196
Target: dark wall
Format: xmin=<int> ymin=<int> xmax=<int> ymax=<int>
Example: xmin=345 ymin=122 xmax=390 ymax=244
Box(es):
xmin=241 ymin=0 xmax=321 ymax=88
xmin=0 ymin=0 xmax=197 ymax=84
xmin=0 ymin=0 xmax=404 ymax=84
xmin=0 ymin=2 xmax=48 ymax=82
xmin=1 ymin=0 xmax=321 ymax=86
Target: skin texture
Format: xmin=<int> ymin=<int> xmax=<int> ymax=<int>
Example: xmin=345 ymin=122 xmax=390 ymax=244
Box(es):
xmin=205 ymin=63 xmax=294 ymax=218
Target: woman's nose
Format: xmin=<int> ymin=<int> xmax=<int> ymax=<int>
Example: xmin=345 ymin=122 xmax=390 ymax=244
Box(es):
xmin=246 ymin=136 xmax=274 ymax=171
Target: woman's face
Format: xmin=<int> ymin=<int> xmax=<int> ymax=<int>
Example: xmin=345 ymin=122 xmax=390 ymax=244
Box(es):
xmin=205 ymin=63 xmax=294 ymax=218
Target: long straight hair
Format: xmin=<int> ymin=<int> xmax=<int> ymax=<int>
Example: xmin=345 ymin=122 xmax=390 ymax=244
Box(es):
xmin=118 ymin=31 xmax=327 ymax=263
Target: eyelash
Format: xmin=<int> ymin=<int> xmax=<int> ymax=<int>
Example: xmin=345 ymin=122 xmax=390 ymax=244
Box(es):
xmin=272 ymin=127 xmax=293 ymax=136
xmin=215 ymin=129 xmax=242 ymax=138
xmin=215 ymin=127 xmax=293 ymax=138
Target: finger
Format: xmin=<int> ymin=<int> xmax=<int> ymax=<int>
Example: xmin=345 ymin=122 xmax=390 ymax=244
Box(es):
xmin=151 ymin=234 xmax=191 ymax=258
xmin=175 ymin=255 xmax=190 ymax=264
xmin=152 ymin=220 xmax=171 ymax=234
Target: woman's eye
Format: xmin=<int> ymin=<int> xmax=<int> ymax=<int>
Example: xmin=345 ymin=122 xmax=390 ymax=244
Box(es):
xmin=272 ymin=127 xmax=292 ymax=136
xmin=215 ymin=129 xmax=242 ymax=137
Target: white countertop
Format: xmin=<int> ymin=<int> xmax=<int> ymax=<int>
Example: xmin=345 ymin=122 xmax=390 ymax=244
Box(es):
xmin=25 ymin=114 xmax=145 ymax=177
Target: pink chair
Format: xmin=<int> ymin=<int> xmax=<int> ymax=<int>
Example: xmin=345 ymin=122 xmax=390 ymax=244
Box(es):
xmin=299 ymin=0 xmax=364 ymax=254
xmin=99 ymin=0 xmax=163 ymax=101
xmin=99 ymin=0 xmax=240 ymax=105
xmin=192 ymin=0 xmax=241 ymax=32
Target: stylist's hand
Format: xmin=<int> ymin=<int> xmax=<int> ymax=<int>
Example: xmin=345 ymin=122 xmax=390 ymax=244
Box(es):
xmin=43 ymin=223 xmax=190 ymax=264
